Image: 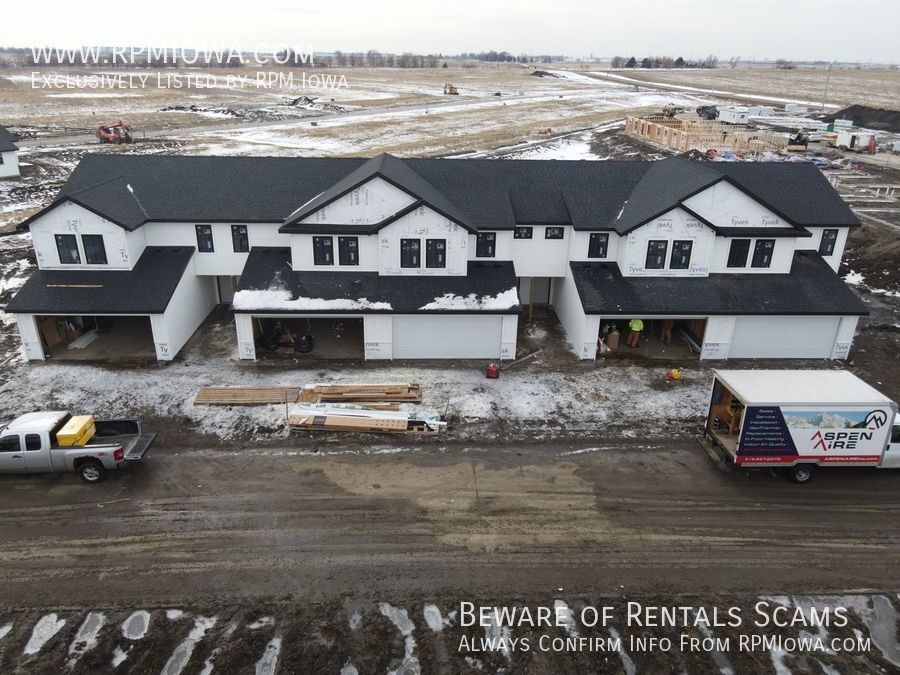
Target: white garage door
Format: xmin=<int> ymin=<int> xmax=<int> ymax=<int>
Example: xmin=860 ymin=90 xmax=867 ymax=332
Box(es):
xmin=729 ymin=316 xmax=840 ymax=359
xmin=392 ymin=315 xmax=502 ymax=359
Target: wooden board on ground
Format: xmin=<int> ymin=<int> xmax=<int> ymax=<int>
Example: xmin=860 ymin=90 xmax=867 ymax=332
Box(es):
xmin=194 ymin=387 xmax=301 ymax=405
xmin=312 ymin=383 xmax=421 ymax=402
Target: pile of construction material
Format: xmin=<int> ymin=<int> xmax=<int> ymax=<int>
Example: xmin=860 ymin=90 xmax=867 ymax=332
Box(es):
xmin=288 ymin=403 xmax=444 ymax=435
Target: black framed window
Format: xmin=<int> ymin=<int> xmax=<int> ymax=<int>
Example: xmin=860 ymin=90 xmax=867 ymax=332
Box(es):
xmin=670 ymin=240 xmax=693 ymax=269
xmin=313 ymin=236 xmax=334 ymax=265
xmin=727 ymin=239 xmax=750 ymax=268
xmin=819 ymin=229 xmax=838 ymax=256
xmin=588 ymin=232 xmax=608 ymax=259
xmin=476 ymin=232 xmax=496 ymax=258
xmin=751 ymin=239 xmax=775 ymax=268
xmin=545 ymin=226 xmax=565 ymax=240
xmin=231 ymin=225 xmax=249 ymax=253
xmin=195 ymin=225 xmax=214 ymax=253
xmin=338 ymin=236 xmax=359 ymax=266
xmin=0 ymin=435 xmax=21 ymax=452
xmin=426 ymin=239 xmax=446 ymax=268
xmin=55 ymin=234 xmax=80 ymax=264
xmin=25 ymin=434 xmax=41 ymax=451
xmin=81 ymin=234 xmax=107 ymax=264
xmin=400 ymin=238 xmax=421 ymax=268
xmin=645 ymin=240 xmax=668 ymax=269
xmin=514 ymin=226 xmax=533 ymax=239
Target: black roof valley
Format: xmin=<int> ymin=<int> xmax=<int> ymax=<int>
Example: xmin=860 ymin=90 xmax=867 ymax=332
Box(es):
xmin=0 ymin=126 xmax=19 ymax=153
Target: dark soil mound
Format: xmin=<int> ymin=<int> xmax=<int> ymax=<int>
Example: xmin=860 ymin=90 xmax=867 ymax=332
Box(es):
xmin=824 ymin=105 xmax=900 ymax=133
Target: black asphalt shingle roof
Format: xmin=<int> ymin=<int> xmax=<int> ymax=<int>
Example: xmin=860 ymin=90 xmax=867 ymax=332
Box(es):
xmin=570 ymin=251 xmax=868 ymax=316
xmin=0 ymin=126 xmax=18 ymax=153
xmin=22 ymin=154 xmax=859 ymax=233
xmin=4 ymin=247 xmax=193 ymax=314
xmin=234 ymin=247 xmax=520 ymax=314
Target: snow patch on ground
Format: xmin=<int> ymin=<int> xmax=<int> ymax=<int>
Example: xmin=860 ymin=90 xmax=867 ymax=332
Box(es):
xmin=554 ymin=600 xmax=579 ymax=637
xmin=161 ymin=616 xmax=217 ymax=675
xmin=419 ymin=288 xmax=518 ymax=311
xmin=255 ymin=636 xmax=282 ymax=675
xmin=24 ymin=614 xmax=66 ymax=655
xmin=0 ymin=623 xmax=12 ymax=640
xmin=67 ymin=612 xmax=106 ymax=667
xmin=112 ymin=646 xmax=130 ymax=667
xmin=423 ymin=604 xmax=449 ymax=632
xmin=122 ymin=610 xmax=150 ymax=640
xmin=248 ymin=616 xmax=274 ymax=629
xmin=379 ymin=603 xmax=419 ymax=674
xmin=166 ymin=609 xmax=186 ymax=621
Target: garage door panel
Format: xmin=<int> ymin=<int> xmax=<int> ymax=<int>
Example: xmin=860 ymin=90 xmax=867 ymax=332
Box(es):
xmin=730 ymin=316 xmax=839 ymax=359
xmin=392 ymin=315 xmax=502 ymax=359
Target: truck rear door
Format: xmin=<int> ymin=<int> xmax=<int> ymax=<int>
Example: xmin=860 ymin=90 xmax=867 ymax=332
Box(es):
xmin=0 ymin=435 xmax=27 ymax=473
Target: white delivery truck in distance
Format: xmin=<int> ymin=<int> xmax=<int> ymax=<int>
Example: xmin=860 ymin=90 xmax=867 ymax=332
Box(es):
xmin=705 ymin=370 xmax=900 ymax=483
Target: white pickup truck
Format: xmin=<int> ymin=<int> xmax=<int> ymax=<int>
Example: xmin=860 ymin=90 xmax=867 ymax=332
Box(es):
xmin=0 ymin=411 xmax=155 ymax=483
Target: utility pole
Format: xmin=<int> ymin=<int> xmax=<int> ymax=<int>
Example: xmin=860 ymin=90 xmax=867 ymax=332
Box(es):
xmin=821 ymin=61 xmax=833 ymax=112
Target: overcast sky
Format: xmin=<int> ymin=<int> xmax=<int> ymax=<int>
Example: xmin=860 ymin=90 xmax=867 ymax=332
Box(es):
xmin=3 ymin=0 xmax=899 ymax=63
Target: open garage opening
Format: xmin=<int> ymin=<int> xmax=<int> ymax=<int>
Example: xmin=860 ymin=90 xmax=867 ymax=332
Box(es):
xmin=36 ymin=315 xmax=156 ymax=362
xmin=252 ymin=316 xmax=364 ymax=360
xmin=599 ymin=317 xmax=706 ymax=360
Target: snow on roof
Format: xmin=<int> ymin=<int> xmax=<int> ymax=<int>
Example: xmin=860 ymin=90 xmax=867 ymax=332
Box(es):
xmin=418 ymin=287 xmax=519 ymax=311
xmin=232 ymin=288 xmax=392 ymax=312
xmin=713 ymin=370 xmax=895 ymax=406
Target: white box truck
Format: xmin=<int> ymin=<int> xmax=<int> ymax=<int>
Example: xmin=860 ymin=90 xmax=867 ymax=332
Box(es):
xmin=705 ymin=370 xmax=900 ymax=483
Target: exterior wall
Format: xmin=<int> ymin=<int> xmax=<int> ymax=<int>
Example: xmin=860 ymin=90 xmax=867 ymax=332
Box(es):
xmin=700 ymin=315 xmax=735 ymax=359
xmin=509 ymin=225 xmax=571 ymax=277
xmin=13 ymin=314 xmax=44 ymax=361
xmin=682 ymin=181 xmax=788 ymax=229
xmin=796 ymin=226 xmax=849 ymax=272
xmin=552 ymin=266 xmax=599 ymax=359
xmin=144 ymin=222 xmax=289 ymax=276
xmin=500 ymin=315 xmax=517 ymax=360
xmin=468 ymin=230 xmax=513 ymax=260
xmin=300 ymin=177 xmax=416 ymax=225
xmin=291 ymin=233 xmax=379 ymax=272
xmin=235 ymin=313 xmax=256 ymax=360
xmin=0 ymin=150 xmax=20 ymax=178
xmin=708 ymin=236 xmax=795 ymax=274
xmin=149 ymin=268 xmax=217 ymax=360
xmin=30 ymin=201 xmax=145 ymax=270
xmin=378 ymin=206 xmax=469 ymax=276
xmin=831 ymin=316 xmax=858 ymax=359
xmin=617 ymin=208 xmax=716 ymax=277
xmin=568 ymin=231 xmax=620 ymax=262
xmin=363 ymin=314 xmax=392 ymax=360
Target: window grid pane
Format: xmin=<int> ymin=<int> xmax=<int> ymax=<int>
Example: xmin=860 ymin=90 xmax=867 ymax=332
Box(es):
xmin=231 ymin=225 xmax=249 ymax=253
xmin=55 ymin=234 xmax=80 ymax=264
xmin=82 ymin=234 xmax=107 ymax=265
xmin=588 ymin=232 xmax=608 ymax=258
xmin=195 ymin=225 xmax=214 ymax=253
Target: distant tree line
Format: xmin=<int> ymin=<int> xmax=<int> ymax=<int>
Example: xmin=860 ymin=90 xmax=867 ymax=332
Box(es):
xmin=609 ymin=55 xmax=720 ymax=69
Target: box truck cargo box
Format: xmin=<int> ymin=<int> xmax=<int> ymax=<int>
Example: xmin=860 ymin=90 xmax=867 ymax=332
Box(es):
xmin=706 ymin=370 xmax=899 ymax=483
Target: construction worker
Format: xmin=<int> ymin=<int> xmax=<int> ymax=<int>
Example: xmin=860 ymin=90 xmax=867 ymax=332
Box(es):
xmin=627 ymin=318 xmax=644 ymax=348
xmin=660 ymin=319 xmax=675 ymax=345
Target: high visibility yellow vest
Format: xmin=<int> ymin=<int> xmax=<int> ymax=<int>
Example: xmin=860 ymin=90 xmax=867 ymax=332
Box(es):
xmin=629 ymin=319 xmax=644 ymax=332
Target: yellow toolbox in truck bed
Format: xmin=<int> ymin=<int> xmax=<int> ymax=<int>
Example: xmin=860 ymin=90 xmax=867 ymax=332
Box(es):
xmin=57 ymin=415 xmax=96 ymax=447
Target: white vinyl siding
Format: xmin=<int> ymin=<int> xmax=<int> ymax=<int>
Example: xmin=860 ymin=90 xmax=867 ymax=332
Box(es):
xmin=392 ymin=315 xmax=503 ymax=359
xmin=728 ymin=316 xmax=840 ymax=359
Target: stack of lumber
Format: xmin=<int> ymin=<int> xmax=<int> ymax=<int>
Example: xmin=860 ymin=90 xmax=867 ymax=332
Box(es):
xmin=311 ymin=383 xmax=421 ymax=403
xmin=288 ymin=403 xmax=445 ymax=435
xmin=194 ymin=387 xmax=301 ymax=405
xmin=193 ymin=383 xmax=420 ymax=411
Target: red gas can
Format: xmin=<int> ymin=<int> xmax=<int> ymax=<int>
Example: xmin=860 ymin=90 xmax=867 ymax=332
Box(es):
xmin=486 ymin=362 xmax=500 ymax=379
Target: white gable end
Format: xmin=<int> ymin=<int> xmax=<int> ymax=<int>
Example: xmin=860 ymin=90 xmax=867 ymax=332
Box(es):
xmin=300 ymin=176 xmax=417 ymax=226
xmin=682 ymin=180 xmax=786 ymax=228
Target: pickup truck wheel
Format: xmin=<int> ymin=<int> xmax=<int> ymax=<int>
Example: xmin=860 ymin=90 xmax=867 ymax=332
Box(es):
xmin=78 ymin=460 xmax=106 ymax=484
xmin=789 ymin=464 xmax=814 ymax=484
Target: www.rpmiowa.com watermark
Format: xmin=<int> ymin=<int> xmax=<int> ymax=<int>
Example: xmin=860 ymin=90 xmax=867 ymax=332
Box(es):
xmin=26 ymin=44 xmax=349 ymax=91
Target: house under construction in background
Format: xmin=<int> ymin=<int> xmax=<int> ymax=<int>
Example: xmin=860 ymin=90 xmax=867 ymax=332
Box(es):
xmin=626 ymin=116 xmax=789 ymax=155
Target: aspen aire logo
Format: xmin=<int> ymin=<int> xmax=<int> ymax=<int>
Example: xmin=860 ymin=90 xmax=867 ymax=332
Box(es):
xmin=810 ymin=410 xmax=885 ymax=451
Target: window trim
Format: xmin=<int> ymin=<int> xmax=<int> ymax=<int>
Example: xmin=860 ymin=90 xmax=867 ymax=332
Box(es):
xmin=751 ymin=239 xmax=776 ymax=269
xmin=55 ymin=234 xmax=81 ymax=265
xmin=400 ymin=238 xmax=421 ymax=269
xmin=81 ymin=234 xmax=107 ymax=265
xmin=338 ymin=236 xmax=359 ymax=266
xmin=312 ymin=235 xmax=334 ymax=266
xmin=670 ymin=240 xmax=693 ymax=270
xmin=588 ymin=232 xmax=609 ymax=259
xmin=513 ymin=226 xmax=533 ymax=240
xmin=425 ymin=238 xmax=447 ymax=269
xmin=818 ymin=228 xmax=839 ymax=257
xmin=544 ymin=226 xmax=565 ymax=240
xmin=476 ymin=232 xmax=496 ymax=258
xmin=726 ymin=239 xmax=751 ymax=268
xmin=195 ymin=224 xmax=214 ymax=253
xmin=231 ymin=224 xmax=249 ymax=253
xmin=645 ymin=239 xmax=668 ymax=270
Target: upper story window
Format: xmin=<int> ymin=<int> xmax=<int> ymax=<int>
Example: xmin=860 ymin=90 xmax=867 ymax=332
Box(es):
xmin=426 ymin=239 xmax=446 ymax=268
xmin=751 ymin=239 xmax=775 ymax=268
xmin=55 ymin=234 xmax=80 ymax=264
xmin=588 ymin=232 xmax=609 ymax=259
xmin=514 ymin=226 xmax=533 ymax=239
xmin=400 ymin=238 xmax=421 ymax=268
xmin=476 ymin=232 xmax=496 ymax=258
xmin=313 ymin=236 xmax=334 ymax=265
xmin=338 ymin=236 xmax=359 ymax=266
xmin=82 ymin=234 xmax=107 ymax=265
xmin=645 ymin=240 xmax=668 ymax=270
xmin=727 ymin=239 xmax=750 ymax=268
xmin=545 ymin=227 xmax=565 ymax=240
xmin=670 ymin=240 xmax=693 ymax=270
xmin=195 ymin=225 xmax=214 ymax=253
xmin=819 ymin=229 xmax=838 ymax=256
xmin=231 ymin=225 xmax=249 ymax=253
